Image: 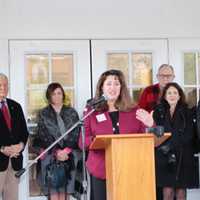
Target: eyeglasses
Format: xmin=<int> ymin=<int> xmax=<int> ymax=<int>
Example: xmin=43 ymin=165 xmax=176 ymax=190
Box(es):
xmin=158 ymin=74 xmax=174 ymax=79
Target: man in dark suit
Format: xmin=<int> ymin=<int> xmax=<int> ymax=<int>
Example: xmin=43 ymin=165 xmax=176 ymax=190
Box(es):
xmin=0 ymin=73 xmax=29 ymax=200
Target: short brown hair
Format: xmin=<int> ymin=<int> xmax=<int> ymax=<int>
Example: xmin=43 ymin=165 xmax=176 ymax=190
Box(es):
xmin=46 ymin=82 xmax=65 ymax=104
xmin=95 ymin=69 xmax=134 ymax=111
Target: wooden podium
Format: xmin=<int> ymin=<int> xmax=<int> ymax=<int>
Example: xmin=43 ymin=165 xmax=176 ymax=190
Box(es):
xmin=90 ymin=133 xmax=170 ymax=200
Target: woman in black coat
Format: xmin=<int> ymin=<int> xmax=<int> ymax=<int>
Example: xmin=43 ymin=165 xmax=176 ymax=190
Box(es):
xmin=153 ymin=82 xmax=197 ymax=200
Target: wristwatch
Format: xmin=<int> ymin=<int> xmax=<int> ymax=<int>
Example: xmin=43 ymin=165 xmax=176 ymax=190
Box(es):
xmin=0 ymin=146 xmax=5 ymax=153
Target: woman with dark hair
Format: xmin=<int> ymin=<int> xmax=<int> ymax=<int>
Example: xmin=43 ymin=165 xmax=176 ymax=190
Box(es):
xmin=35 ymin=82 xmax=81 ymax=200
xmin=79 ymin=69 xmax=154 ymax=200
xmin=153 ymin=82 xmax=197 ymax=200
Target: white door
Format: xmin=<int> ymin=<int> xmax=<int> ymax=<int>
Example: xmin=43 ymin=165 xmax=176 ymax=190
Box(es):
xmin=9 ymin=40 xmax=91 ymax=200
xmin=91 ymin=39 xmax=168 ymax=102
xmin=169 ymin=38 xmax=200 ymax=200
xmin=9 ymin=39 xmax=170 ymax=200
xmin=169 ymin=38 xmax=200 ymax=105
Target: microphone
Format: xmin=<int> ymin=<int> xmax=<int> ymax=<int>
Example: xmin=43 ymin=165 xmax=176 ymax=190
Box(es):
xmin=87 ymin=94 xmax=108 ymax=107
xmin=145 ymin=126 xmax=164 ymax=137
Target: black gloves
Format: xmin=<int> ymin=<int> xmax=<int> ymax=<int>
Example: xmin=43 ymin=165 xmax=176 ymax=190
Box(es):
xmin=159 ymin=144 xmax=171 ymax=155
xmin=158 ymin=144 xmax=177 ymax=171
xmin=168 ymin=153 xmax=176 ymax=164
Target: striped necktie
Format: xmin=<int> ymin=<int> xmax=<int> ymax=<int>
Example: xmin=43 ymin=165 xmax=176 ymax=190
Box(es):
xmin=1 ymin=101 xmax=11 ymax=130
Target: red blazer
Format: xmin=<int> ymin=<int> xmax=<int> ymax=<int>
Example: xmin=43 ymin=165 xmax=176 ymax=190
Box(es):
xmin=79 ymin=106 xmax=146 ymax=179
xmin=138 ymin=83 xmax=160 ymax=112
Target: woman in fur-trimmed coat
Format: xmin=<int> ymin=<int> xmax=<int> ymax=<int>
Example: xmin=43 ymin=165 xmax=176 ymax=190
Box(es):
xmin=34 ymin=82 xmax=82 ymax=200
xmin=153 ymin=82 xmax=198 ymax=200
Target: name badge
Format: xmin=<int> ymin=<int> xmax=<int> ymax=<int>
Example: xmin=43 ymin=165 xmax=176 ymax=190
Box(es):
xmin=96 ymin=113 xmax=107 ymax=122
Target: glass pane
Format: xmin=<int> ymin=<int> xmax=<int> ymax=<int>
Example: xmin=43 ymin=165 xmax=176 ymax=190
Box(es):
xmin=52 ymin=54 xmax=74 ymax=86
xmin=107 ymin=53 xmax=129 ymax=82
xmin=131 ymin=88 xmax=143 ymax=104
xmin=132 ymin=53 xmax=152 ymax=85
xmin=64 ymin=89 xmax=74 ymax=107
xmin=26 ymin=55 xmax=49 ymax=87
xmin=184 ymin=87 xmax=197 ymax=108
xmin=27 ymin=90 xmax=47 ymax=123
xmin=29 ymin=133 xmax=42 ymax=196
xmin=29 ymin=162 xmax=43 ymax=196
xmin=28 ymin=120 xmax=42 ymax=196
xmin=184 ymin=53 xmax=196 ymax=85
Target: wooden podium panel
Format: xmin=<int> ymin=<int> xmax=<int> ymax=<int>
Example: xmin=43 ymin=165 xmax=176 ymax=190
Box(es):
xmin=90 ymin=133 xmax=171 ymax=149
xmin=90 ymin=133 xmax=170 ymax=200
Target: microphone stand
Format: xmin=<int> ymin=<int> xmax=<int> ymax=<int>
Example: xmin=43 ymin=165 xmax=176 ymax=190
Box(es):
xmin=80 ymin=120 xmax=88 ymax=200
xmin=15 ymin=107 xmax=96 ymax=195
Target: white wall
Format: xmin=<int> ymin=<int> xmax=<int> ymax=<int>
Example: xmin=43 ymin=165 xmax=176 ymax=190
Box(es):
xmin=0 ymin=0 xmax=200 ymax=73
xmin=0 ymin=0 xmax=200 ymax=39
xmin=0 ymin=0 xmax=199 ymax=97
xmin=0 ymin=40 xmax=9 ymax=74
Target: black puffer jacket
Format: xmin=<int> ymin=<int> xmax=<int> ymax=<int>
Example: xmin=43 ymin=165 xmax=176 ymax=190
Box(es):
xmin=153 ymin=101 xmax=199 ymax=188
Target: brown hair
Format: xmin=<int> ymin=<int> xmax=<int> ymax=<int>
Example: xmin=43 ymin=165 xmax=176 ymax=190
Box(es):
xmin=46 ymin=82 xmax=65 ymax=104
xmin=95 ymin=69 xmax=134 ymax=111
xmin=160 ymin=82 xmax=186 ymax=105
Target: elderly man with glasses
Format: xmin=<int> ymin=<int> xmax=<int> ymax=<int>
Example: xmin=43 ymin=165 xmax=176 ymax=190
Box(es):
xmin=138 ymin=64 xmax=175 ymax=112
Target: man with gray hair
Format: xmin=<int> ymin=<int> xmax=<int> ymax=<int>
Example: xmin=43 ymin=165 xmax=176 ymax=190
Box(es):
xmin=138 ymin=64 xmax=175 ymax=112
xmin=0 ymin=73 xmax=29 ymax=200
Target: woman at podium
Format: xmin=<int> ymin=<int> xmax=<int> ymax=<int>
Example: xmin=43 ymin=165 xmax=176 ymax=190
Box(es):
xmin=153 ymin=82 xmax=197 ymax=200
xmin=79 ymin=69 xmax=154 ymax=200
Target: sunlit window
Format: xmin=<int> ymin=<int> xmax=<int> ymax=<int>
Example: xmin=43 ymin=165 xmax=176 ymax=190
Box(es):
xmin=184 ymin=52 xmax=200 ymax=107
xmin=107 ymin=52 xmax=152 ymax=103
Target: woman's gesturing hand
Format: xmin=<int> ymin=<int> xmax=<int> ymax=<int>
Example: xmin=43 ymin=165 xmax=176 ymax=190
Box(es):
xmin=136 ymin=109 xmax=154 ymax=127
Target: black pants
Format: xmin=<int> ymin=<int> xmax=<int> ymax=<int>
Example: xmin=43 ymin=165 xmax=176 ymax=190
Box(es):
xmin=156 ymin=187 xmax=163 ymax=200
xmin=90 ymin=175 xmax=106 ymax=200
